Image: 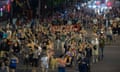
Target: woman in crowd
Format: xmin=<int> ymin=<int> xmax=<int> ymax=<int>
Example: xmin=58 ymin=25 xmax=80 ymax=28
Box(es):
xmin=9 ymin=54 xmax=19 ymax=72
xmin=57 ymin=55 xmax=67 ymax=72
xmin=77 ymin=53 xmax=88 ymax=72
xmin=41 ymin=54 xmax=49 ymax=72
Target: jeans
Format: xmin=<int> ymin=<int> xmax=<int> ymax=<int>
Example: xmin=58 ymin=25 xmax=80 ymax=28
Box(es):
xmin=78 ymin=64 xmax=88 ymax=72
xmin=99 ymin=48 xmax=104 ymax=60
xmin=58 ymin=67 xmax=66 ymax=72
xmin=107 ymin=35 xmax=112 ymax=41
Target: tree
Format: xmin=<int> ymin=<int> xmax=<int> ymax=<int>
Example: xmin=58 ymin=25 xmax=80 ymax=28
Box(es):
xmin=40 ymin=0 xmax=66 ymax=18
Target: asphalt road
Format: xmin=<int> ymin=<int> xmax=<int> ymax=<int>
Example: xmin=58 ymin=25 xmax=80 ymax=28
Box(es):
xmin=14 ymin=36 xmax=120 ymax=72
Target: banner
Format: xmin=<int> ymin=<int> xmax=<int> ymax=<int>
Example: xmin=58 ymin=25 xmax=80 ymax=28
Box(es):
xmin=50 ymin=24 xmax=81 ymax=33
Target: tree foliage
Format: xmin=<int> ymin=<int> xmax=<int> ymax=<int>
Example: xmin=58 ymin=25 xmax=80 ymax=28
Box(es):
xmin=47 ymin=0 xmax=65 ymax=8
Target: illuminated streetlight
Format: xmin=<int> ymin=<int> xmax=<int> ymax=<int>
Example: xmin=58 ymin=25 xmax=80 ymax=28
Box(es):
xmin=0 ymin=8 xmax=3 ymax=17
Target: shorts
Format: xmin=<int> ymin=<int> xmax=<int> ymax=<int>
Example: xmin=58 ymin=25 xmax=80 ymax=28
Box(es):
xmin=9 ymin=66 xmax=16 ymax=69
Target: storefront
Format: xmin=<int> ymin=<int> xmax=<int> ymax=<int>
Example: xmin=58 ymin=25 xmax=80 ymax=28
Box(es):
xmin=0 ymin=0 xmax=10 ymax=21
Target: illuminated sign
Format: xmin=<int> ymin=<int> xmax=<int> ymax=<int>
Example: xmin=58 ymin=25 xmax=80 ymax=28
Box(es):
xmin=0 ymin=0 xmax=11 ymax=12
xmin=106 ymin=1 xmax=112 ymax=7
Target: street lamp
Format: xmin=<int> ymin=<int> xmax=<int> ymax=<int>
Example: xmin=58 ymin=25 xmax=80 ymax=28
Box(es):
xmin=0 ymin=8 xmax=3 ymax=17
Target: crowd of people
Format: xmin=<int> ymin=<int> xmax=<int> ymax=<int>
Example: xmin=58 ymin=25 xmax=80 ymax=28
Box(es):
xmin=0 ymin=5 xmax=120 ymax=72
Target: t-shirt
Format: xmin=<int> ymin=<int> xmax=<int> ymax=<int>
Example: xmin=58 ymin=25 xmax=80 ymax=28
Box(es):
xmin=99 ymin=38 xmax=105 ymax=48
xmin=9 ymin=58 xmax=17 ymax=68
xmin=2 ymin=33 xmax=8 ymax=39
xmin=0 ymin=67 xmax=7 ymax=72
xmin=41 ymin=56 xmax=48 ymax=68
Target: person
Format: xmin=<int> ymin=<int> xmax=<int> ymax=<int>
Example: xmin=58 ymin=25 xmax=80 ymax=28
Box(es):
xmin=0 ymin=29 xmax=3 ymax=41
xmin=112 ymin=22 xmax=118 ymax=41
xmin=77 ymin=53 xmax=88 ymax=72
xmin=85 ymin=44 xmax=92 ymax=72
xmin=57 ymin=55 xmax=67 ymax=72
xmin=41 ymin=54 xmax=49 ymax=72
xmin=0 ymin=39 xmax=9 ymax=58
xmin=106 ymin=26 xmax=113 ymax=41
xmin=50 ymin=55 xmax=57 ymax=71
xmin=118 ymin=24 xmax=120 ymax=35
xmin=3 ymin=53 xmax=10 ymax=72
xmin=0 ymin=62 xmax=7 ymax=72
xmin=99 ymin=34 xmax=105 ymax=60
xmin=32 ymin=46 xmax=39 ymax=67
xmin=32 ymin=46 xmax=39 ymax=72
xmin=91 ymin=34 xmax=99 ymax=63
xmin=12 ymin=42 xmax=20 ymax=55
xmin=65 ymin=55 xmax=72 ymax=67
xmin=9 ymin=54 xmax=19 ymax=72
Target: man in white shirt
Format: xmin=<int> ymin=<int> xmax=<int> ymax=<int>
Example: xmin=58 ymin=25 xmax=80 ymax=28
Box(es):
xmin=41 ymin=54 xmax=49 ymax=72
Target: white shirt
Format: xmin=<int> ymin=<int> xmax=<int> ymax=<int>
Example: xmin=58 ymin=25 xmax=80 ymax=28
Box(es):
xmin=38 ymin=46 xmax=42 ymax=55
xmin=41 ymin=56 xmax=49 ymax=68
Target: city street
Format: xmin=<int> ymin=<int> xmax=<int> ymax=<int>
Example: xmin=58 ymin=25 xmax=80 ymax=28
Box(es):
xmin=91 ymin=36 xmax=120 ymax=72
xmin=15 ymin=36 xmax=120 ymax=72
xmin=0 ymin=0 xmax=120 ymax=72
